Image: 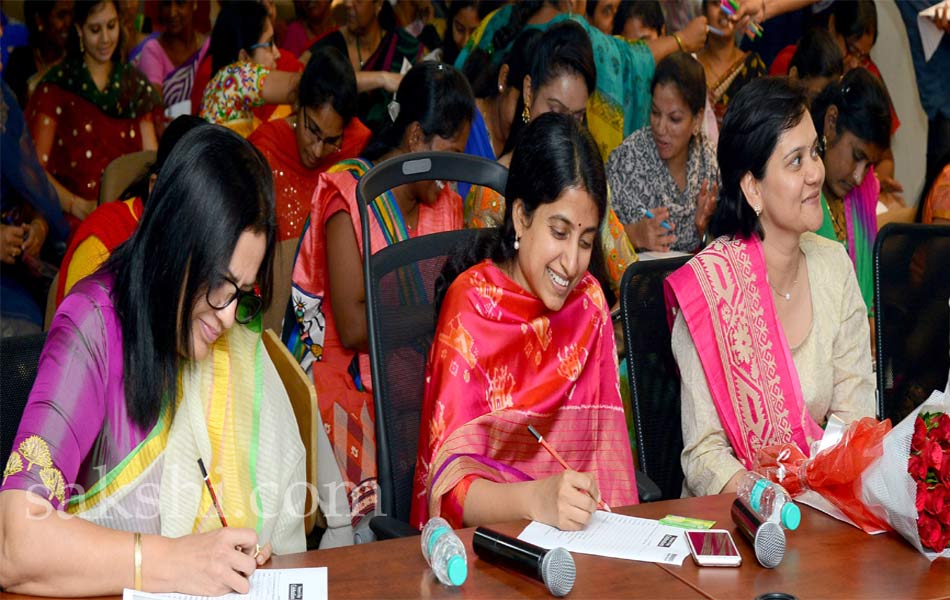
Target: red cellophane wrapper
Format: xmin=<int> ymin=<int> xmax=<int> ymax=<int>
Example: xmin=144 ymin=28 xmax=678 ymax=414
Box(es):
xmin=753 ymin=417 xmax=893 ymax=533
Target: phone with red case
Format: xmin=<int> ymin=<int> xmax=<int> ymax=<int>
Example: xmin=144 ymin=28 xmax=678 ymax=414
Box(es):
xmin=685 ymin=529 xmax=742 ymax=567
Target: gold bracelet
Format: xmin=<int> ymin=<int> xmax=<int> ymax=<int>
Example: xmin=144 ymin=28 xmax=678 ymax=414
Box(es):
xmin=673 ymin=33 xmax=685 ymax=53
xmin=134 ymin=532 xmax=143 ymax=591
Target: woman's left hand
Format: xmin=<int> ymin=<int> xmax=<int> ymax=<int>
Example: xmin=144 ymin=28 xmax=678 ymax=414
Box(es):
xmin=694 ymin=179 xmax=718 ymax=236
xmin=21 ymin=219 xmax=48 ymax=258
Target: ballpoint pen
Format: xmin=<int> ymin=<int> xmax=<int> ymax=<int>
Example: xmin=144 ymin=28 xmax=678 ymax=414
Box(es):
xmin=197 ymin=457 xmax=229 ymax=528
xmin=528 ymin=425 xmax=611 ymax=512
xmin=643 ymin=208 xmax=673 ymax=231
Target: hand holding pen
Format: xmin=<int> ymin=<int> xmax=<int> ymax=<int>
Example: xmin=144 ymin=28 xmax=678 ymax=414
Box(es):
xmin=632 ymin=207 xmax=677 ymax=252
xmin=528 ymin=425 xmax=610 ymax=513
xmin=720 ymin=0 xmax=764 ymax=40
xmin=198 ymin=458 xmax=271 ymax=566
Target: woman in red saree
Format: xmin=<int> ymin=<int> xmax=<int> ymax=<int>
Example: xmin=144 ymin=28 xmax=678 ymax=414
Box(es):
xmin=286 ymin=62 xmax=474 ymax=545
xmin=412 ymin=113 xmax=638 ymax=532
xmin=667 ymin=78 xmax=875 ymax=498
xmin=248 ymin=47 xmax=371 ymax=242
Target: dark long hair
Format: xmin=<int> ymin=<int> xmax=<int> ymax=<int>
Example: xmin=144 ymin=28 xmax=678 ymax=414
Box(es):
xmin=298 ymin=46 xmax=357 ymax=122
xmin=106 ymin=126 xmax=276 ymax=429
xmin=651 ymin=51 xmax=706 ymax=116
xmin=209 ymin=2 xmax=270 ymax=76
xmin=789 ymin=27 xmax=844 ymax=80
xmin=120 ymin=115 xmax=209 ymax=202
xmin=361 ymin=62 xmax=475 ymax=161
xmin=460 ymin=0 xmax=545 ymax=96
xmin=811 ymin=67 xmax=891 ymax=151
xmin=66 ymin=0 xmax=125 ymax=62
xmin=503 ymin=20 xmax=595 ymax=156
xmin=710 ymin=77 xmax=809 ymax=240
xmin=435 ymin=112 xmax=610 ymax=314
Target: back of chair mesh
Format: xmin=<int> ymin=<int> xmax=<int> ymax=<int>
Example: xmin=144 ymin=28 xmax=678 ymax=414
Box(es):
xmin=366 ymin=228 xmax=486 ymax=523
xmin=874 ymin=223 xmax=950 ymax=424
xmin=0 ymin=334 xmax=48 ymax=469
xmin=620 ymin=256 xmax=691 ymax=501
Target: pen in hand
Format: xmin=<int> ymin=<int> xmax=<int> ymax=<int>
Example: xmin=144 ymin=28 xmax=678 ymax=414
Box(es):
xmin=527 ymin=425 xmax=610 ymax=512
xmin=643 ymin=209 xmax=673 ymax=231
xmin=197 ymin=457 xmax=229 ymax=528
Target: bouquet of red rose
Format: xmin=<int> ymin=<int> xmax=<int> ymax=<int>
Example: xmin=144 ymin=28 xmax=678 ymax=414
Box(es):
xmin=753 ymin=389 xmax=950 ymax=560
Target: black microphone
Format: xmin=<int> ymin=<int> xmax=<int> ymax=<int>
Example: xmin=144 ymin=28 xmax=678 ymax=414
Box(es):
xmin=472 ymin=527 xmax=575 ymax=597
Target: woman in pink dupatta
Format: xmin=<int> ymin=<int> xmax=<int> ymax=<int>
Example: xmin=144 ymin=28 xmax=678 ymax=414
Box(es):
xmin=412 ymin=113 xmax=638 ymax=532
xmin=667 ymin=78 xmax=875 ymax=498
xmin=286 ymin=62 xmax=474 ymax=544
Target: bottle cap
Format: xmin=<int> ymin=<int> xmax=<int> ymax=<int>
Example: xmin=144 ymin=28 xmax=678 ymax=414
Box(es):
xmin=780 ymin=502 xmax=801 ymax=530
xmin=427 ymin=526 xmax=449 ymax=556
xmin=750 ymin=478 xmax=770 ymax=513
xmin=447 ymin=554 xmax=468 ymax=586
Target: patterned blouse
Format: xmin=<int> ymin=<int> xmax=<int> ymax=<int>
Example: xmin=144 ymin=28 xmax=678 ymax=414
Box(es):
xmin=606 ymin=126 xmax=720 ymax=253
xmin=199 ymin=61 xmax=269 ymax=125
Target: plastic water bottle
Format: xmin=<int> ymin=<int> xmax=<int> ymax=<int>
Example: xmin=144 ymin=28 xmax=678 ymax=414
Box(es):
xmin=421 ymin=517 xmax=468 ymax=586
xmin=736 ymin=472 xmax=801 ymax=531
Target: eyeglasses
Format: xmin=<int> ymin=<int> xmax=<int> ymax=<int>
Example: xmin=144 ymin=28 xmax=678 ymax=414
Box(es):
xmin=247 ymin=39 xmax=275 ymax=52
xmin=206 ymin=278 xmax=263 ymax=324
xmin=302 ymin=108 xmax=343 ymax=154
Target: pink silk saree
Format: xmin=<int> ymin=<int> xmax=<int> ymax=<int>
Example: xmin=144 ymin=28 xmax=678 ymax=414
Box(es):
xmin=411 ymin=260 xmax=638 ymax=529
xmin=664 ymin=236 xmax=823 ymax=469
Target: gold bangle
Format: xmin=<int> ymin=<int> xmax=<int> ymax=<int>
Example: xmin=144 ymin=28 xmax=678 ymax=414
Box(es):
xmin=134 ymin=532 xmax=143 ymax=591
xmin=673 ymin=33 xmax=685 ymax=53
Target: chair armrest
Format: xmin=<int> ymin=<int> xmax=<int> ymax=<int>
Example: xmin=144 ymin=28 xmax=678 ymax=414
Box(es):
xmin=636 ymin=469 xmax=662 ymax=503
xmin=369 ymin=515 xmax=421 ymax=540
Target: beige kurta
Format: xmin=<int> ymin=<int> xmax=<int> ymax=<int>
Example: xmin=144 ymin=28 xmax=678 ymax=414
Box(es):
xmin=675 ymin=233 xmax=876 ymax=497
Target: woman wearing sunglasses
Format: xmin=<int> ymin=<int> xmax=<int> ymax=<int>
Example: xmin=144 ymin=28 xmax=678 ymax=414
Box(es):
xmin=0 ymin=126 xmax=307 ymax=596
xmin=198 ymin=3 xmax=303 ymax=135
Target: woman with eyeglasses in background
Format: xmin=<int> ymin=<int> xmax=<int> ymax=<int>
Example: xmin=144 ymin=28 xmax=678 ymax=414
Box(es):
xmin=198 ymin=2 xmax=304 ymax=136
xmin=249 ymin=46 xmax=371 ymax=242
xmin=0 ymin=125 xmax=307 ymax=596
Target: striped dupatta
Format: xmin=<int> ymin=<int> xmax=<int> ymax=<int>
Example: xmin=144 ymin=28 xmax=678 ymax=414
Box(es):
xmin=411 ymin=261 xmax=638 ymax=529
xmin=664 ymin=236 xmax=823 ymax=470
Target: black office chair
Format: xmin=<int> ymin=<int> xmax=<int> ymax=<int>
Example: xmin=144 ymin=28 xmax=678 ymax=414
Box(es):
xmin=873 ymin=223 xmax=950 ymax=424
xmin=356 ymin=152 xmax=508 ymax=537
xmin=620 ymin=256 xmax=691 ymax=502
xmin=1 ymin=334 xmax=47 ymax=469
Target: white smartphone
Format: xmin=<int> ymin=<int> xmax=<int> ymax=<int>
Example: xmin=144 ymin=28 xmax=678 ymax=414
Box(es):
xmin=685 ymin=529 xmax=742 ymax=567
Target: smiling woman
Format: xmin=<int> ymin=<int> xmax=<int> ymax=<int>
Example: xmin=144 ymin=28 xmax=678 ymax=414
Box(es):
xmin=0 ymin=126 xmax=307 ymax=596
xmin=411 ymin=112 xmax=639 ymax=533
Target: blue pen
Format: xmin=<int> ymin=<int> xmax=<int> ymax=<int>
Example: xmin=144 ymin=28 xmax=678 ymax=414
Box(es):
xmin=644 ymin=209 xmax=673 ymax=231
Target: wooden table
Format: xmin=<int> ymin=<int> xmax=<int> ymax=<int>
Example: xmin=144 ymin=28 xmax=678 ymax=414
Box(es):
xmin=2 ymin=494 xmax=948 ymax=599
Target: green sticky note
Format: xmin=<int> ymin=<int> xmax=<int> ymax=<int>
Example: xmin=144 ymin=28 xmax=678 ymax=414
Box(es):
xmin=659 ymin=514 xmax=716 ymax=529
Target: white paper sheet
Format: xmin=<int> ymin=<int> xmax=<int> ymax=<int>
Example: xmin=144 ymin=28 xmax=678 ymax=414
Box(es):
xmin=918 ymin=0 xmax=950 ymax=62
xmin=122 ymin=567 xmax=327 ymax=600
xmin=517 ymin=511 xmax=690 ymax=565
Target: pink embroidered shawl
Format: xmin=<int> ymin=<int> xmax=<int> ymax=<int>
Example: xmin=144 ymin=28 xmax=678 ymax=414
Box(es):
xmin=410 ymin=260 xmax=638 ymax=528
xmin=664 ymin=236 xmax=823 ymax=469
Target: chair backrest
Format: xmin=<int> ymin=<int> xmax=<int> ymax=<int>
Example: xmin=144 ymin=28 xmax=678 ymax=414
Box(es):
xmin=261 ymin=328 xmax=324 ymax=534
xmin=873 ymin=223 xmax=950 ymax=423
xmin=99 ymin=150 xmax=157 ymax=204
xmin=0 ymin=334 xmax=47 ymax=470
xmin=263 ymin=237 xmax=300 ymax=336
xmin=44 ymin=272 xmax=58 ymax=331
xmin=619 ymin=255 xmax=691 ymax=501
xmin=356 ymin=151 xmax=508 ymax=524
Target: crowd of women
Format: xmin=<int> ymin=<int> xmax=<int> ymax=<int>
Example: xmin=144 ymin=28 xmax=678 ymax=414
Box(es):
xmin=0 ymin=0 xmax=948 ymax=595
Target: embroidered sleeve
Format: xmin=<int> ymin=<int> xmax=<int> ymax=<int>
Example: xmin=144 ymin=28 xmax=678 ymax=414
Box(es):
xmin=200 ymin=62 xmax=270 ymax=124
xmin=0 ymin=288 xmax=110 ymax=509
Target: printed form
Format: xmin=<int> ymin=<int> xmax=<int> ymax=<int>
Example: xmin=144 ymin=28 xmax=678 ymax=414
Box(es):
xmin=122 ymin=567 xmax=327 ymax=600
xmin=518 ymin=511 xmax=690 ymax=566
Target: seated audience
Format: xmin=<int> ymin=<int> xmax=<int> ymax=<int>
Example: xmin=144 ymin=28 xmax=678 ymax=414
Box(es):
xmin=0 ymin=126 xmax=305 ymax=596
xmin=54 ymin=115 xmax=207 ymax=307
xmin=429 ymin=0 xmax=481 ymax=65
xmin=249 ymin=46 xmax=371 ymax=242
xmin=411 ymin=112 xmax=639 ymax=531
xmin=670 ymin=77 xmax=875 ymax=498
xmin=607 ymin=52 xmax=720 ymax=253
xmin=132 ymin=0 xmax=209 ymax=109
xmin=1 ymin=80 xmax=70 ymax=337
xmin=3 ymin=0 xmax=73 ymax=109
xmin=286 ymin=61 xmax=474 ymax=545
xmin=308 ymin=0 xmax=422 ymax=131
xmin=199 ymin=3 xmax=302 ymax=135
xmin=811 ymin=68 xmax=892 ymax=315
xmin=614 ymin=0 xmax=666 ymax=41
xmin=283 ymin=0 xmax=335 ymax=57
xmin=787 ymin=27 xmax=844 ymax=105
xmin=27 ymin=0 xmax=161 ymax=222
xmin=465 ymin=23 xmax=636 ymax=299
xmin=696 ymin=0 xmax=766 ymax=131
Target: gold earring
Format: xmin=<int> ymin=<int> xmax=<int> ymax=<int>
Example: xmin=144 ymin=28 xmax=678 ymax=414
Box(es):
xmin=79 ymin=36 xmax=85 ymax=54
xmin=522 ymin=104 xmax=530 ymax=124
